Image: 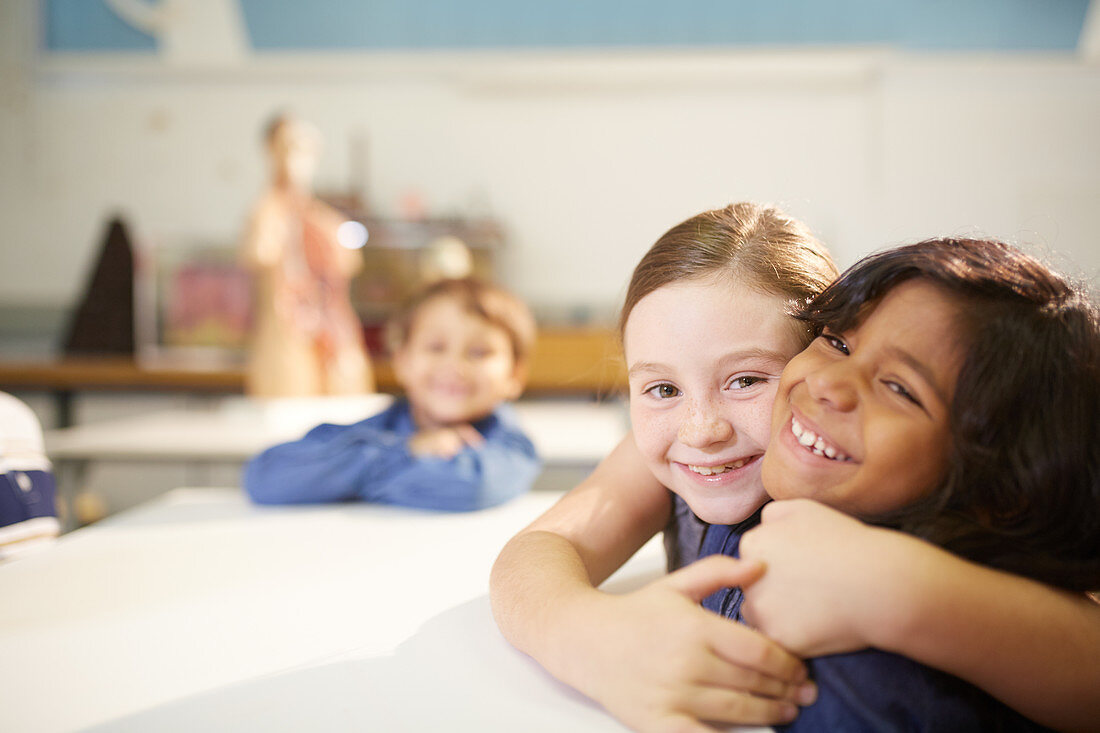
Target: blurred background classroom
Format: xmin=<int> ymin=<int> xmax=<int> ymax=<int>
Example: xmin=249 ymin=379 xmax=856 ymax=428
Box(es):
xmin=1 ymin=0 xmax=1098 ymax=526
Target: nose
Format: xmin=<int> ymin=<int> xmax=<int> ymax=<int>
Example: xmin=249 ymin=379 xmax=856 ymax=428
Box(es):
xmin=677 ymin=398 xmax=735 ymax=448
xmin=424 ymin=350 xmax=466 ymax=382
xmin=804 ymin=360 xmax=859 ymax=412
xmin=444 ymin=355 xmax=471 ymax=377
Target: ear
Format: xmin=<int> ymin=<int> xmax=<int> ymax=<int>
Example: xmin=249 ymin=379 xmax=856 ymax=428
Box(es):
xmin=504 ymin=361 xmax=528 ymax=400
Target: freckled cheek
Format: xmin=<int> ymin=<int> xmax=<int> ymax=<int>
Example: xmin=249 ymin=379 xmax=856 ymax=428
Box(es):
xmin=629 ymin=408 xmax=677 ymax=466
xmin=734 ymin=389 xmax=781 ymax=448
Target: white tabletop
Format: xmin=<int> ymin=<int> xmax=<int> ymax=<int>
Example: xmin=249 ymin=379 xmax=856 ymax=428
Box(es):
xmin=45 ymin=395 xmax=629 ymax=467
xmin=0 ymin=488 xmax=680 ymax=733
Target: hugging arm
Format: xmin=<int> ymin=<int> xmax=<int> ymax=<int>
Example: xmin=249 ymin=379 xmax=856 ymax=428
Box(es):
xmin=739 ymin=499 xmax=1100 ymax=732
xmin=490 ymin=433 xmax=813 ymax=732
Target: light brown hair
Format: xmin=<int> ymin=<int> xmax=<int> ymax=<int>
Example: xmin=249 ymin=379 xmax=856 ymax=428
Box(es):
xmin=389 ymin=277 xmax=537 ymax=368
xmin=619 ymin=202 xmax=838 ymax=347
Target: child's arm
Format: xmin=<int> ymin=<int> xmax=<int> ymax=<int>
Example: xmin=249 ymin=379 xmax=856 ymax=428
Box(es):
xmin=737 ymin=499 xmax=1100 ymax=732
xmin=243 ymin=421 xmax=398 ymax=504
xmin=490 ymin=435 xmax=814 ymax=732
xmin=363 ymin=420 xmax=540 ymax=511
xmin=243 ymin=412 xmax=538 ymax=510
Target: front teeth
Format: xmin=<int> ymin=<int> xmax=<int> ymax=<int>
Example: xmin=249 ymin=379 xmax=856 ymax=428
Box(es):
xmin=791 ymin=417 xmax=850 ymax=462
xmin=688 ymin=458 xmax=747 ymax=476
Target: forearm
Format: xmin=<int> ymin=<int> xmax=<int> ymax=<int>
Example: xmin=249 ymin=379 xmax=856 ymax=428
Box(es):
xmin=493 ymin=530 xmax=815 ymax=731
xmin=491 ymin=438 xmax=820 ymax=731
xmin=741 ymin=501 xmax=1100 ymax=730
xmin=489 ymin=440 xmax=668 ymax=688
xmin=243 ymin=448 xmax=363 ymax=504
xmin=490 ymin=529 xmax=615 ymax=690
xmin=244 ymin=425 xmax=390 ymax=504
xmin=873 ymin=536 xmax=1100 ymax=731
xmin=364 ymin=439 xmax=534 ymax=511
xmin=454 ymin=435 xmax=540 ymax=509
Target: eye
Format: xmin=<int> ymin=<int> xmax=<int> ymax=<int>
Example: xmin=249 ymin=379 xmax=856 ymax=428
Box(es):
xmin=885 ymin=380 xmax=923 ymax=407
xmin=728 ymin=376 xmax=767 ymax=390
xmin=426 ymin=341 xmax=447 ymax=353
xmin=821 ymin=333 xmax=850 ymax=355
xmin=644 ymin=383 xmax=681 ymax=399
xmin=468 ymin=345 xmax=492 ymax=359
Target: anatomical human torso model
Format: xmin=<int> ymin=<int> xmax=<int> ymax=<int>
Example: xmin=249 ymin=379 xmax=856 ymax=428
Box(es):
xmin=240 ymin=115 xmax=373 ymax=396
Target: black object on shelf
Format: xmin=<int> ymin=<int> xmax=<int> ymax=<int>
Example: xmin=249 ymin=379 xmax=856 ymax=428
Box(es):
xmin=62 ymin=216 xmax=136 ymax=357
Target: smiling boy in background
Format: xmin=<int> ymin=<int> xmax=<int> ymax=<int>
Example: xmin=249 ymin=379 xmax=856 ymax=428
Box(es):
xmin=243 ymin=277 xmax=540 ymax=511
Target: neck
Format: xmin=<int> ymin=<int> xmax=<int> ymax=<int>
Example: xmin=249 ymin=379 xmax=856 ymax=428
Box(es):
xmin=272 ymin=170 xmax=309 ymax=196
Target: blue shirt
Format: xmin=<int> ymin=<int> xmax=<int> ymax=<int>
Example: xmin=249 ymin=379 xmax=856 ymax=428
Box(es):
xmin=243 ymin=400 xmax=541 ymax=512
xmin=699 ymin=517 xmax=1050 ymax=733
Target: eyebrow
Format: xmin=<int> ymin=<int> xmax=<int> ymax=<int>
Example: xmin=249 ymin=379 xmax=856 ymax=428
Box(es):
xmin=627 ymin=347 xmax=792 ymax=378
xmin=886 ymin=347 xmax=952 ymax=406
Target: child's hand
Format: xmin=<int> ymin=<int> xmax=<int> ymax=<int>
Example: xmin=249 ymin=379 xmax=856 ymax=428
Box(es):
xmin=576 ymin=555 xmax=815 ymax=732
xmin=407 ymin=424 xmax=485 ymax=458
xmin=738 ymin=499 xmax=912 ymax=657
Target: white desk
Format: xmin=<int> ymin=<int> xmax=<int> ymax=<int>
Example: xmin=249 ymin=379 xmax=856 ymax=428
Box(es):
xmin=45 ymin=395 xmax=627 ymax=467
xmin=0 ymin=488 xmax=677 ymax=732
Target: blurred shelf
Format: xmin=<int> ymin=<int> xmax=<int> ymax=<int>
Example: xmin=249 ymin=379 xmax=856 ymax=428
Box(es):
xmin=0 ymin=327 xmax=627 ymax=409
xmin=0 ymin=357 xmax=244 ymax=392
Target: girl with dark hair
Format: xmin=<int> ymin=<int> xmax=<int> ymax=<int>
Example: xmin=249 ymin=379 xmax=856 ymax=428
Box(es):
xmin=490 ymin=210 xmax=1100 ymax=732
xmin=701 ymin=237 xmax=1099 ymax=729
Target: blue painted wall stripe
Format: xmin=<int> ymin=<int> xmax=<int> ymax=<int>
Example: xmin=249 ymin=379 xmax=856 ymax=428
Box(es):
xmin=44 ymin=0 xmax=156 ymax=51
xmin=42 ymin=0 xmax=1091 ymax=53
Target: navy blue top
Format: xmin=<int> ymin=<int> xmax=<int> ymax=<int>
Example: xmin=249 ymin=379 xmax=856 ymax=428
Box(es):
xmin=243 ymin=399 xmax=541 ymax=512
xmin=699 ymin=517 xmax=1051 ymax=732
xmin=663 ymin=492 xmax=708 ymax=572
xmin=0 ymin=468 xmax=56 ymax=528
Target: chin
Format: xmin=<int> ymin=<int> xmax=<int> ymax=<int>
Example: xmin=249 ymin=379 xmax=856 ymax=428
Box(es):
xmin=686 ymin=489 xmax=770 ymax=526
xmin=422 ymin=403 xmax=480 ymax=425
xmin=760 ymin=453 xmax=800 ymax=502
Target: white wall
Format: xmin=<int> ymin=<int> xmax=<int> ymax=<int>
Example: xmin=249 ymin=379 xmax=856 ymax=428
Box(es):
xmin=3 ymin=4 xmax=1098 ymax=323
xmin=5 ymin=4 xmax=1098 ymax=518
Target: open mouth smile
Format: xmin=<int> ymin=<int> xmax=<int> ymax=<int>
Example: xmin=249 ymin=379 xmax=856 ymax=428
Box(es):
xmin=431 ymin=382 xmax=473 ymax=397
xmin=790 ymin=416 xmax=852 ymax=462
xmin=684 ymin=456 xmax=757 ymax=476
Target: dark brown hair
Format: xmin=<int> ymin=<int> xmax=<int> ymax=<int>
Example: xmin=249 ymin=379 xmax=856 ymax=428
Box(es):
xmin=802 ymin=238 xmax=1100 ymax=592
xmin=619 ymin=202 xmax=838 ymax=346
xmin=388 ymin=277 xmax=537 ymax=368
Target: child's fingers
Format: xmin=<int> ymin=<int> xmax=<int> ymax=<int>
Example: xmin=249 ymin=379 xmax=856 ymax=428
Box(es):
xmin=705 ymin=615 xmax=807 ymax=684
xmin=759 ymin=497 xmax=823 ymax=524
xmin=454 ymin=424 xmax=485 ymax=448
xmin=409 ymin=429 xmax=464 ymax=457
xmin=660 ymin=558 xmax=808 ymax=685
xmin=662 ymin=555 xmax=766 ymax=603
xmin=436 ymin=442 xmax=461 ymax=458
xmin=694 ymin=652 xmax=816 ymax=704
xmin=679 ymin=686 xmax=799 ymax=727
xmin=760 ymin=498 xmax=799 ymax=522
